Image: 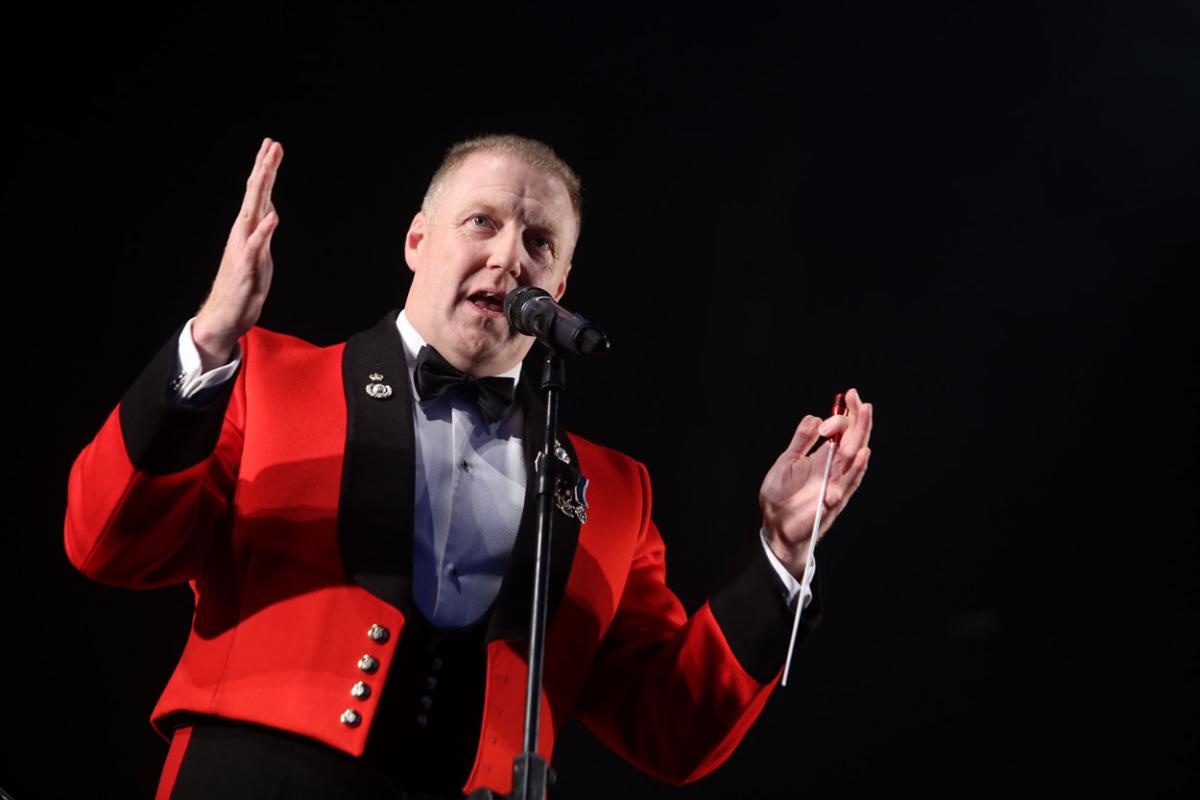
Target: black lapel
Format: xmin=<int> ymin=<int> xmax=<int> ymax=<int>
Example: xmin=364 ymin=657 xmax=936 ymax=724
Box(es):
xmin=337 ymin=308 xmax=416 ymax=614
xmin=487 ymin=348 xmax=583 ymax=644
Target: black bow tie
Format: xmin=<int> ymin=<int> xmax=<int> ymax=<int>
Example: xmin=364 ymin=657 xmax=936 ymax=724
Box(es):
xmin=413 ymin=345 xmax=517 ymax=424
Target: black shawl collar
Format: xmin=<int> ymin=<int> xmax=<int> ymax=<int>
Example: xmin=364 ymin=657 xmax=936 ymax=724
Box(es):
xmin=336 ymin=308 xmax=581 ymax=644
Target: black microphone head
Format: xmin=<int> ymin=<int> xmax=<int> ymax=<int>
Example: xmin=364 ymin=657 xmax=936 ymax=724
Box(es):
xmin=504 ymin=286 xmax=553 ymax=335
xmin=575 ymin=327 xmax=611 ymax=357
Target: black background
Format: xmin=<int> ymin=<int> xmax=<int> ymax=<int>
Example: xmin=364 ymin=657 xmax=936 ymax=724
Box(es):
xmin=5 ymin=1 xmax=1197 ymax=797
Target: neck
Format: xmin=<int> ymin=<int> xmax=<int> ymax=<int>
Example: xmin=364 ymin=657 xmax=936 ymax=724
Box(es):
xmin=399 ymin=307 xmax=528 ymax=378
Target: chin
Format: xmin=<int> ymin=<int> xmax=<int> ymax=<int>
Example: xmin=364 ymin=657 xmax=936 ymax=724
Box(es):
xmin=448 ymin=332 xmax=508 ymax=368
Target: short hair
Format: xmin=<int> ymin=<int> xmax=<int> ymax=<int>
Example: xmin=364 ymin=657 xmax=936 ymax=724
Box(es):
xmin=421 ymin=134 xmax=583 ymax=233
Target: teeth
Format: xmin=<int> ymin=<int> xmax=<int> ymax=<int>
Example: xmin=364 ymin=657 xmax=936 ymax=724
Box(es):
xmin=469 ymin=290 xmax=503 ymax=310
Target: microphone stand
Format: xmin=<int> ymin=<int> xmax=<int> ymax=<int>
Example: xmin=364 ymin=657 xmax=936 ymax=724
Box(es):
xmin=469 ymin=343 xmax=564 ymax=800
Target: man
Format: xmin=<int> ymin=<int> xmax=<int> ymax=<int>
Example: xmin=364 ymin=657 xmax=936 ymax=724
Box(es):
xmin=64 ymin=135 xmax=873 ymax=799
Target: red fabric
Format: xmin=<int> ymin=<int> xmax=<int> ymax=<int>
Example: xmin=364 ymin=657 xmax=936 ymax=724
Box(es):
xmin=155 ymin=725 xmax=192 ymax=800
xmin=64 ymin=323 xmax=779 ymax=796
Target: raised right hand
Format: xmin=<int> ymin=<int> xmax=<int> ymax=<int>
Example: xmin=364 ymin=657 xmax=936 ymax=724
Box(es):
xmin=193 ymin=137 xmax=283 ymax=370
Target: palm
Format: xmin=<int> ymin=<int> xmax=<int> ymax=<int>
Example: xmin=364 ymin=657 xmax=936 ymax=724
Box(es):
xmin=760 ymin=441 xmax=830 ymax=539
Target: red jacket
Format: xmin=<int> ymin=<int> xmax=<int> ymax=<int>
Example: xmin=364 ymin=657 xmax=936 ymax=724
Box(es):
xmin=64 ymin=309 xmax=819 ymax=796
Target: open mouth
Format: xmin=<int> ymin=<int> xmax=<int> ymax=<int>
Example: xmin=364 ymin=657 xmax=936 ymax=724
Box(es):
xmin=467 ymin=290 xmax=505 ymax=315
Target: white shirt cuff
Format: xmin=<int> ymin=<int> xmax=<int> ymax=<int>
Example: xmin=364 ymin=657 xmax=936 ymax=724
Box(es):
xmin=174 ymin=316 xmax=242 ymax=400
xmin=760 ymin=527 xmax=815 ymax=612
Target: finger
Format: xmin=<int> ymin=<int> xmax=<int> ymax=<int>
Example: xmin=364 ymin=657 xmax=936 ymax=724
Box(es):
xmin=818 ymin=415 xmax=850 ymax=439
xmin=825 ymin=405 xmax=859 ymax=478
xmin=820 ymin=387 xmax=862 ymax=443
xmin=253 ymin=141 xmax=281 ymax=216
xmin=262 ymin=213 xmax=279 ymax=252
xmin=816 ymin=444 xmax=869 ymax=536
xmin=843 ymin=399 xmax=873 ymax=459
xmin=251 ymin=136 xmax=269 ymax=168
xmin=233 ymin=145 xmax=268 ymax=237
xmin=243 ymin=137 xmax=270 ymax=196
xmin=835 ymin=390 xmax=871 ymax=462
xmin=256 ymin=142 xmax=283 ymax=220
xmin=832 ymin=445 xmax=871 ymax=501
xmin=245 ymin=209 xmax=279 ymax=254
xmin=236 ymin=138 xmax=275 ymax=234
xmin=784 ymin=415 xmax=822 ymax=456
xmin=860 ymin=401 xmax=873 ymax=450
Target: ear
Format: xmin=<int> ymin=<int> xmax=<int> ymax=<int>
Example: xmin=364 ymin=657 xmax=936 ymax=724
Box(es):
xmin=404 ymin=211 xmax=426 ymax=273
xmin=551 ymin=262 xmax=571 ymax=302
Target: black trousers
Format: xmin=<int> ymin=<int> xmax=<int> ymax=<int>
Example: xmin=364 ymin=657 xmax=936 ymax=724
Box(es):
xmin=162 ymin=718 xmax=457 ymax=800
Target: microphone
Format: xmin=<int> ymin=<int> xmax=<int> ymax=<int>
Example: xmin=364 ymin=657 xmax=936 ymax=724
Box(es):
xmin=504 ymin=287 xmax=611 ymax=357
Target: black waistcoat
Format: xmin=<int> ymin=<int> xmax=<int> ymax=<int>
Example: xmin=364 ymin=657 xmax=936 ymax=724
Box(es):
xmin=361 ymin=609 xmax=490 ymax=795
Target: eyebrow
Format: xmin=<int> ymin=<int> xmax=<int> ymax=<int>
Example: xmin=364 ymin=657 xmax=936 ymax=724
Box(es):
xmin=523 ymin=217 xmax=561 ymax=241
xmin=467 ymin=201 xmax=563 ymax=241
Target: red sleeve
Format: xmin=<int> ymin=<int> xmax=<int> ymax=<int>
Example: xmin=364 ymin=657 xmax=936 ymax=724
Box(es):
xmin=570 ymin=460 xmax=822 ymax=785
xmin=64 ymin=322 xmax=246 ymax=588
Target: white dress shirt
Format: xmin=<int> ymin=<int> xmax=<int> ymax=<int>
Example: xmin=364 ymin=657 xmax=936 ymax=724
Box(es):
xmin=173 ymin=314 xmax=814 ymax=623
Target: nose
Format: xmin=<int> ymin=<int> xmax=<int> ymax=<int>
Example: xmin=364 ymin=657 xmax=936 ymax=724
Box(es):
xmin=487 ymin=224 xmax=525 ymax=281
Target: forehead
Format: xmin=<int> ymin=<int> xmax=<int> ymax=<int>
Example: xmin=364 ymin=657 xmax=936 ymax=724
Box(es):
xmin=440 ymin=152 xmax=576 ymax=235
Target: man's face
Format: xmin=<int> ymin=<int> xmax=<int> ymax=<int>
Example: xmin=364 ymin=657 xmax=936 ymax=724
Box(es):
xmin=404 ymin=151 xmax=577 ymax=376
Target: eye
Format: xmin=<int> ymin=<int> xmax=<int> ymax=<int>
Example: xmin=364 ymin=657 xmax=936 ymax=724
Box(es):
xmin=470 ymin=215 xmax=491 ymax=227
xmin=528 ymin=233 xmax=553 ymax=254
